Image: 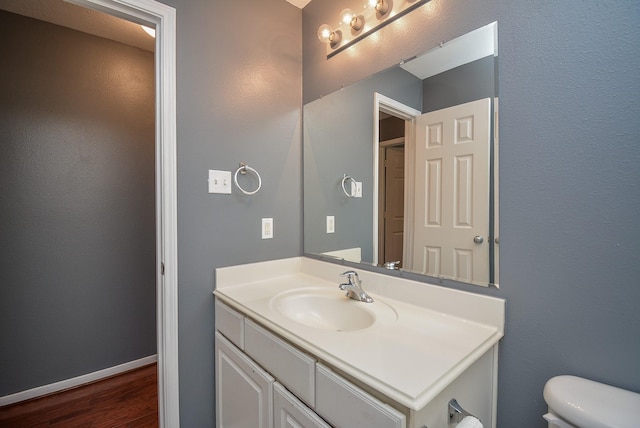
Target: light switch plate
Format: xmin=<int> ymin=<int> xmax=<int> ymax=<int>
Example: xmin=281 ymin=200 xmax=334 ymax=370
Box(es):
xmin=326 ymin=216 xmax=335 ymax=234
xmin=208 ymin=170 xmax=232 ymax=194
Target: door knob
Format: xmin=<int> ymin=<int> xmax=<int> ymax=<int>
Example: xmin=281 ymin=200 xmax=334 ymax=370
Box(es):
xmin=473 ymin=235 xmax=484 ymax=244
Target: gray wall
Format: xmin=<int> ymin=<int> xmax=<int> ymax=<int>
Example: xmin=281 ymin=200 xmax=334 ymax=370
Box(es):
xmin=159 ymin=0 xmax=303 ymax=426
xmin=304 ymin=1 xmax=640 ymax=427
xmin=303 ymin=67 xmax=421 ymax=261
xmin=0 ymin=11 xmax=156 ymax=395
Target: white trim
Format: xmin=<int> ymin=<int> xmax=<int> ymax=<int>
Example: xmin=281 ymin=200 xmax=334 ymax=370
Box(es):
xmin=402 ymin=119 xmax=416 ymax=271
xmin=491 ymin=344 xmax=499 ymax=428
xmin=0 ymin=355 xmax=157 ymax=407
xmin=372 ymin=93 xmax=421 ymax=266
xmin=65 ymin=0 xmax=179 ymax=426
xmin=493 ymin=97 xmax=500 ymax=288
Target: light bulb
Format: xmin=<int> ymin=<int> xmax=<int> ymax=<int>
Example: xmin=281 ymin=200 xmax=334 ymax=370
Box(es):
xmin=317 ymin=24 xmax=333 ymax=43
xmin=341 ymin=8 xmax=363 ymax=31
xmin=340 ymin=9 xmax=356 ymax=26
xmin=363 ymin=0 xmax=377 ymax=9
xmin=317 ymin=25 xmax=341 ymax=46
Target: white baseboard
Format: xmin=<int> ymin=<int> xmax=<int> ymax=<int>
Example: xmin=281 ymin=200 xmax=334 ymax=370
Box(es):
xmin=0 ymin=354 xmax=157 ymax=407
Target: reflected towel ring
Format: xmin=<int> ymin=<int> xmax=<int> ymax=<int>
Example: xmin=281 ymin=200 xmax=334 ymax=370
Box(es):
xmin=234 ymin=162 xmax=262 ymax=195
xmin=341 ymin=174 xmax=356 ymax=197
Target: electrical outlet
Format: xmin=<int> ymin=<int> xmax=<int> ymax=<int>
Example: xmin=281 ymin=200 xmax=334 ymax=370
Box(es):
xmin=208 ymin=170 xmax=232 ymax=194
xmin=262 ymin=218 xmax=273 ymax=239
xmin=326 ymin=216 xmax=335 ymax=234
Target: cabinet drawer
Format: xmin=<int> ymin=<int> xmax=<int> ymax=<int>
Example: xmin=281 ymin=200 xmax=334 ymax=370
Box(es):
xmin=244 ymin=318 xmax=316 ymax=407
xmin=215 ymin=299 xmax=244 ymax=349
xmin=274 ymin=383 xmax=331 ymax=428
xmin=315 ymin=364 xmax=406 ymax=428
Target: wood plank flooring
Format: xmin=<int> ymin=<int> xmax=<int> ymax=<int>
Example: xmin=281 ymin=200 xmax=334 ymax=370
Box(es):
xmin=0 ymin=363 xmax=158 ymax=427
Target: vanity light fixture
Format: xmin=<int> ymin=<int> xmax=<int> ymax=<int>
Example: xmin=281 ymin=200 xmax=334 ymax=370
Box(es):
xmin=318 ymin=0 xmax=429 ymax=59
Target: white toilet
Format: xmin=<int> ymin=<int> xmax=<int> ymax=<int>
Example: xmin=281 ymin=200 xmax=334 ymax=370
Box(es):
xmin=543 ymin=375 xmax=640 ymax=428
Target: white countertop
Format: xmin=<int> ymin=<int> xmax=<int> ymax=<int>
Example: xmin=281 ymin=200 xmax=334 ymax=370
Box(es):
xmin=214 ymin=257 xmax=505 ymax=411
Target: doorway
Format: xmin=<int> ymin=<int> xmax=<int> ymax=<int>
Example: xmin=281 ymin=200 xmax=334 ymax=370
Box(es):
xmin=372 ymin=93 xmax=421 ymax=268
xmin=0 ymin=1 xmax=178 ymax=426
xmin=74 ymin=1 xmax=179 ymax=426
xmin=377 ymin=115 xmax=407 ymax=268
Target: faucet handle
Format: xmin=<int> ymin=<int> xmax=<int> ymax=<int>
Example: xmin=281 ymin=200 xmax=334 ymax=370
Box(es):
xmin=340 ymin=270 xmax=358 ymax=277
xmin=383 ymin=261 xmax=401 ymax=270
xmin=340 ymin=270 xmax=359 ymax=283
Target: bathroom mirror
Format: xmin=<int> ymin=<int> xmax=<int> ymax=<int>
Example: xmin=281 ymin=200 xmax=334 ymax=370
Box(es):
xmin=303 ymin=22 xmax=499 ymax=287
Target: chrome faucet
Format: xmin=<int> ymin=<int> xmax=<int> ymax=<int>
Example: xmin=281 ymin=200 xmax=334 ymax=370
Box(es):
xmin=339 ymin=270 xmax=374 ymax=303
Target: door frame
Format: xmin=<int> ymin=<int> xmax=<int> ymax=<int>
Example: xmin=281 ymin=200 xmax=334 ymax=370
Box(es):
xmin=372 ymin=93 xmax=420 ymax=266
xmin=68 ymin=0 xmax=179 ymax=426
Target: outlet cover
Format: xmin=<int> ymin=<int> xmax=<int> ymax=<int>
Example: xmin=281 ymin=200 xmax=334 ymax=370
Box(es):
xmin=262 ymin=218 xmax=273 ymax=239
xmin=326 ymin=216 xmax=335 ymax=234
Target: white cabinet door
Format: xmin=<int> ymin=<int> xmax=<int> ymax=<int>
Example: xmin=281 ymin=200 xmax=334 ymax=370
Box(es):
xmin=273 ymin=383 xmax=331 ymax=428
xmin=215 ymin=332 xmax=274 ymax=428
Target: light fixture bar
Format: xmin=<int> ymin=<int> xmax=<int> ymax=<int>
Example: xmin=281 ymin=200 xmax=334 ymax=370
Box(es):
xmin=327 ymin=0 xmax=430 ymax=59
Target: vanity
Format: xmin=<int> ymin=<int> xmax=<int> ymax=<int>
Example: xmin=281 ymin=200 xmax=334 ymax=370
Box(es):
xmin=214 ymin=257 xmax=504 ymax=428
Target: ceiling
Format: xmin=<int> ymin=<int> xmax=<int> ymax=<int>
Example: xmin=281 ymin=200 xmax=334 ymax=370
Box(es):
xmin=286 ymin=0 xmax=312 ymax=8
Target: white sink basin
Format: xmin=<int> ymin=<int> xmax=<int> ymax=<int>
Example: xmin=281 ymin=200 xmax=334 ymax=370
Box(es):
xmin=270 ymin=287 xmax=397 ymax=332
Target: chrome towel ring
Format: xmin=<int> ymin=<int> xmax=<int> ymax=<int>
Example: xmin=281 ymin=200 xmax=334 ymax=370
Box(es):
xmin=234 ymin=162 xmax=262 ymax=195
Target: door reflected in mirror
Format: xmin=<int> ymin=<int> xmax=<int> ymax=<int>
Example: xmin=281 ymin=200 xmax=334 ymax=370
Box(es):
xmin=304 ymin=22 xmax=499 ymax=287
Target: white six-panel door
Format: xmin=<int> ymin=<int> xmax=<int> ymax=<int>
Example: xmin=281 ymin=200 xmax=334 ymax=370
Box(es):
xmin=412 ymin=98 xmax=491 ymax=285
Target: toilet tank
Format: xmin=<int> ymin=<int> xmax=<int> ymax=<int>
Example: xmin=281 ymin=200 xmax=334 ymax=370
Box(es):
xmin=543 ymin=375 xmax=640 ymax=428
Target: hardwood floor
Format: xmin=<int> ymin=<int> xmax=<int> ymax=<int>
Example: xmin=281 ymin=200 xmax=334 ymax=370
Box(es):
xmin=0 ymin=363 xmax=158 ymax=427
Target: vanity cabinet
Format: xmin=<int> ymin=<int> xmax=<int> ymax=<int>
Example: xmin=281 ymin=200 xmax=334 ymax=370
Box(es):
xmin=214 ymin=257 xmax=504 ymax=428
xmin=215 ymin=299 xmax=406 ymax=428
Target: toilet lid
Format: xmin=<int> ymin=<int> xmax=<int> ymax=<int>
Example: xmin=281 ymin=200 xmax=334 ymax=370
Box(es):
xmin=543 ymin=375 xmax=640 ymax=428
